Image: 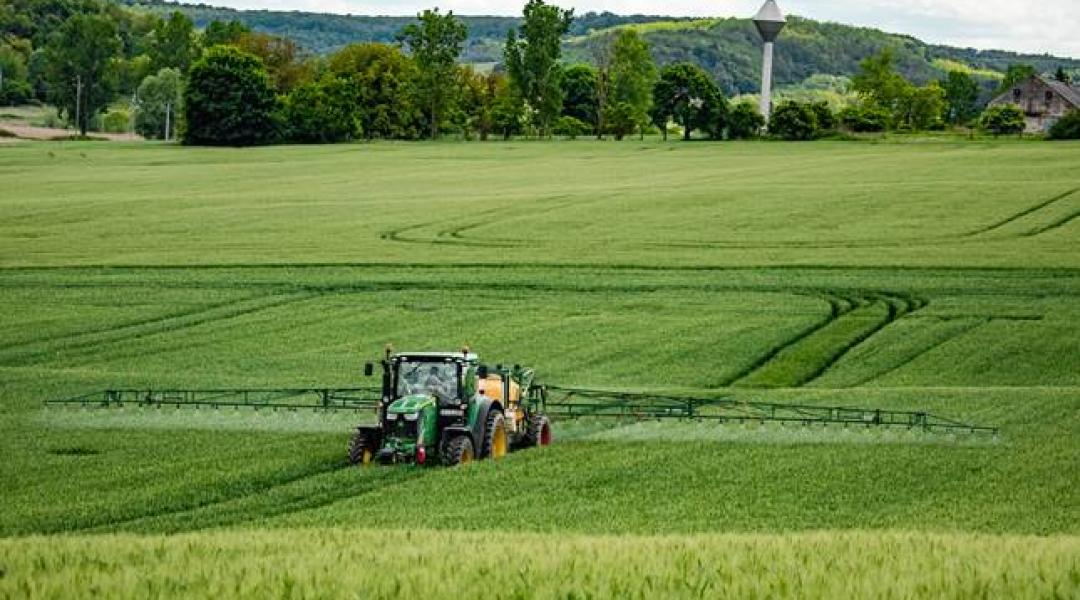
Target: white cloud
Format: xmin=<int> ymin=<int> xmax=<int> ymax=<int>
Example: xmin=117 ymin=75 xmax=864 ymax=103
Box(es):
xmin=208 ymin=0 xmax=1080 ymax=57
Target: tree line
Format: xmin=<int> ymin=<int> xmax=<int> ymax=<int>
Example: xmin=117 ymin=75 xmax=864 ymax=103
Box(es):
xmin=2 ymin=0 xmax=1077 ymax=143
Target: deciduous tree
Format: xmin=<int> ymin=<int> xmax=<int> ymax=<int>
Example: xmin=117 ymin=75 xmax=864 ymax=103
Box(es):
xmin=44 ymin=13 xmax=121 ymax=135
xmin=504 ymin=0 xmax=573 ymax=137
xmin=134 ymin=67 xmax=181 ymax=139
xmin=608 ymin=29 xmax=656 ymax=139
xmin=148 ymin=11 xmax=197 ymax=73
xmin=399 ymin=8 xmax=467 ymax=139
xmin=284 ymin=76 xmax=361 ymax=143
xmin=183 ymin=45 xmax=280 ymax=146
xmin=327 ymin=43 xmax=420 ymax=139
xmin=941 ymin=70 xmax=979 ymax=125
xmin=651 ymin=62 xmax=720 ymax=140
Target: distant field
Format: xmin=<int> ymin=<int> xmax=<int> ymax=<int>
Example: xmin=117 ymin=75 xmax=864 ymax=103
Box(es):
xmin=0 ymin=140 xmax=1077 ymax=597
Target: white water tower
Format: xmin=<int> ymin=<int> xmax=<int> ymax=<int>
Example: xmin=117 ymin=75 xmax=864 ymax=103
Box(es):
xmin=753 ymin=0 xmax=786 ymax=122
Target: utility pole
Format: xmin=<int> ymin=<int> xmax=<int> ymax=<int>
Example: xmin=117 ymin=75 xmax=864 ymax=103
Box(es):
xmin=75 ymin=75 xmax=82 ymax=134
xmin=752 ymin=1 xmax=786 ymax=125
xmin=164 ymin=102 xmax=171 ymax=141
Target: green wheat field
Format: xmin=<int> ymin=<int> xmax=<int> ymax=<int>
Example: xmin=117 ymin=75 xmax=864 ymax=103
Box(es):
xmin=1 ymin=139 xmax=1078 ymax=598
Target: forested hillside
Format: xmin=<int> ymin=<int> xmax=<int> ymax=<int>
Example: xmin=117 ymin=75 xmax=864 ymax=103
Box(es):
xmin=122 ymin=0 xmax=1080 ymax=94
xmin=119 ymin=1 xmax=689 ymax=61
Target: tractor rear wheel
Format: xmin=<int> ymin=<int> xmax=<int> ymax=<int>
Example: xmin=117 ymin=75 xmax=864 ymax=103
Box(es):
xmin=442 ymin=435 xmax=475 ymax=466
xmin=524 ymin=413 xmax=552 ymax=448
xmin=482 ymin=411 xmax=509 ymax=459
xmin=348 ymin=429 xmax=377 ymax=466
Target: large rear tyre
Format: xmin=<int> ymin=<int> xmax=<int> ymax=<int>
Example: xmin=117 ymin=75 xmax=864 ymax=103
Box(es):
xmin=442 ymin=435 xmax=475 ymax=466
xmin=482 ymin=411 xmax=509 ymax=459
xmin=348 ymin=429 xmax=378 ymax=466
xmin=524 ymin=413 xmax=552 ymax=448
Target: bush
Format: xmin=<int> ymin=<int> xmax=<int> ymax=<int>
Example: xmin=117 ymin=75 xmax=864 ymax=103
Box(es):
xmin=980 ymin=104 xmax=1025 ymax=136
xmin=839 ymin=105 xmax=889 ymax=132
xmin=183 ymin=46 xmax=281 ymax=146
xmin=284 ymin=77 xmax=361 ymax=143
xmin=0 ymin=79 xmax=33 ymax=105
xmin=726 ymin=101 xmax=764 ymax=139
xmin=769 ymin=101 xmax=819 ymax=140
xmin=809 ymin=101 xmax=836 ymax=131
xmin=101 ymin=109 xmax=129 ymax=133
xmin=552 ymin=115 xmax=590 ymax=140
xmin=1047 ymin=110 xmax=1080 ymax=140
xmin=602 ymin=102 xmax=636 ymax=140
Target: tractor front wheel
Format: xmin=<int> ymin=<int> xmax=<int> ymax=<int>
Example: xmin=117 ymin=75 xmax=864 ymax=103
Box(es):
xmin=442 ymin=435 xmax=475 ymax=466
xmin=482 ymin=411 xmax=509 ymax=459
xmin=348 ymin=429 xmax=378 ymax=466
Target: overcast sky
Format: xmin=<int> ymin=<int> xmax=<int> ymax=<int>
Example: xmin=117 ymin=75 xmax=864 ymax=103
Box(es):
xmin=209 ymin=0 xmax=1080 ymax=58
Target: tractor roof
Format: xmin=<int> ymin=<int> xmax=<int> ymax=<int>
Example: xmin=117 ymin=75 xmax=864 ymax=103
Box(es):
xmin=393 ymin=351 xmax=479 ymax=362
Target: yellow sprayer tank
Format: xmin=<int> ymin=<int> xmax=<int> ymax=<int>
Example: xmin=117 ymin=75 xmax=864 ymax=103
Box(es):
xmin=478 ymin=374 xmax=520 ymax=403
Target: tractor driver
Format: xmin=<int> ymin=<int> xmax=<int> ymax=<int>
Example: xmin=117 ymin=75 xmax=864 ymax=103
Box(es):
xmin=423 ymin=365 xmax=452 ymax=401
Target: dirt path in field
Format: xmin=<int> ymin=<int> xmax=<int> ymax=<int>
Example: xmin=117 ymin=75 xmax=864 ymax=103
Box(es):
xmin=0 ymin=120 xmax=143 ymax=141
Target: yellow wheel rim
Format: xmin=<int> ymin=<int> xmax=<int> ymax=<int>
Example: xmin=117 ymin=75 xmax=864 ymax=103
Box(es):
xmin=460 ymin=446 xmax=473 ymax=464
xmin=492 ymin=421 xmax=508 ymax=459
xmin=361 ymin=449 xmax=373 ymax=466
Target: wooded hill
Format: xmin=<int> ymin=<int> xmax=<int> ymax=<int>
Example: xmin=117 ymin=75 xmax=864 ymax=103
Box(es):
xmin=122 ymin=0 xmax=1080 ymax=95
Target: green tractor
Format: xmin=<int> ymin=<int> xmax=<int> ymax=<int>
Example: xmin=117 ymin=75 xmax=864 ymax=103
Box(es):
xmin=348 ymin=348 xmax=552 ymax=466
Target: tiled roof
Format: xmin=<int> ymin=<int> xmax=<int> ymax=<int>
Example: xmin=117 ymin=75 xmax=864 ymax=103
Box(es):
xmin=1043 ymin=78 xmax=1080 ymax=107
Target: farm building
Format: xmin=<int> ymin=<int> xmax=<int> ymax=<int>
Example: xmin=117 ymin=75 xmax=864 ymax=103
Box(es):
xmin=988 ymin=74 xmax=1080 ymax=133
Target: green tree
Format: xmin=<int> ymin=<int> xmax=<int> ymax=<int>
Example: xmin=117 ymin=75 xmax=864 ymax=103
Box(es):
xmin=603 ymin=100 xmax=635 ymax=140
xmin=941 ymin=70 xmax=979 ymax=125
xmin=608 ymin=29 xmax=656 ymax=139
xmin=202 ymin=20 xmax=250 ymax=48
xmin=134 ymin=67 xmax=181 ymax=139
xmin=504 ymin=0 xmax=573 ymax=137
xmin=148 ymin=11 xmax=197 ymax=73
xmin=44 ymin=13 xmax=121 ymax=135
xmin=979 ymin=104 xmax=1025 ymax=136
xmin=0 ymin=43 xmax=33 ymax=104
xmin=233 ymin=32 xmax=311 ymax=94
xmin=183 ymin=45 xmax=279 ymax=146
xmin=561 ymin=63 xmax=597 ymax=128
xmin=852 ymin=48 xmax=911 ymax=120
xmin=996 ymin=64 xmax=1035 ymax=95
xmin=327 ymin=43 xmax=420 ymax=139
xmin=769 ymin=101 xmax=819 ymax=140
xmin=399 ymin=8 xmax=467 ymax=139
xmin=897 ymin=82 xmax=945 ymax=130
xmin=284 ymin=76 xmax=360 ymax=143
xmin=651 ymin=62 xmax=720 ymax=140
xmin=726 ymin=100 xmax=765 ymax=139
xmin=491 ymin=83 xmax=525 ymax=140
xmin=460 ymin=67 xmax=506 ymax=141
xmin=1047 ymin=109 xmax=1080 ymax=140
xmin=1054 ymin=66 xmax=1069 ymax=83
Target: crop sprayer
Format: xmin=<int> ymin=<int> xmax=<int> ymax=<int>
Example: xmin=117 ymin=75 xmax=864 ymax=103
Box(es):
xmin=45 ymin=346 xmax=998 ymax=466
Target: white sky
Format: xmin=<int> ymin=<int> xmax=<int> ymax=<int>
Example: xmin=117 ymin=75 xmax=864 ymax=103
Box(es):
xmin=207 ymin=0 xmax=1080 ymax=58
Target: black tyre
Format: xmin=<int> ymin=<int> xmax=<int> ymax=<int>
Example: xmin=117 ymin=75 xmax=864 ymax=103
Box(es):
xmin=524 ymin=413 xmax=552 ymax=447
xmin=442 ymin=435 xmax=475 ymax=466
xmin=348 ymin=428 xmax=378 ymax=466
xmin=481 ymin=410 xmax=509 ymax=459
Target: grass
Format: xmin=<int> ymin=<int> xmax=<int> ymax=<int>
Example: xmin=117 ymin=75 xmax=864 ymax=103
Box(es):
xmin=0 ymin=140 xmax=1077 ymax=596
xmin=2 ymin=529 xmax=1077 ymax=599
